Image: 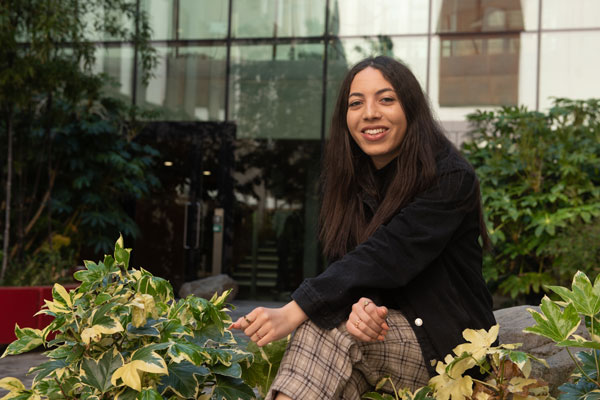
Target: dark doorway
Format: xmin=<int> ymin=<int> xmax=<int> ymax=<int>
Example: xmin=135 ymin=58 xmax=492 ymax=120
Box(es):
xmin=132 ymin=121 xmax=235 ymax=293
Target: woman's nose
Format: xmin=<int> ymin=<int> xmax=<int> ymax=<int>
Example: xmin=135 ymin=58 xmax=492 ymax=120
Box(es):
xmin=363 ymin=101 xmax=381 ymax=120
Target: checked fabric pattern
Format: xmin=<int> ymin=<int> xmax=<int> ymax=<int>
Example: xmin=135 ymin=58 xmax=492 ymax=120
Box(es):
xmin=266 ymin=310 xmax=429 ymax=400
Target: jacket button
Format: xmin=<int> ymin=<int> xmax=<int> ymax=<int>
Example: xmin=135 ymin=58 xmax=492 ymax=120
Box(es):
xmin=414 ymin=318 xmax=423 ymax=326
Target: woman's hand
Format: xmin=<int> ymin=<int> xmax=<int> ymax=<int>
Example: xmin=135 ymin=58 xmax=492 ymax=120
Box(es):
xmin=346 ymin=297 xmax=389 ymax=342
xmin=230 ymin=300 xmax=308 ymax=346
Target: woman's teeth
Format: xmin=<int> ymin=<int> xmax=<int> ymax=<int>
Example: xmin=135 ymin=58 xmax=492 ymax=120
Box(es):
xmin=364 ymin=128 xmax=386 ymax=135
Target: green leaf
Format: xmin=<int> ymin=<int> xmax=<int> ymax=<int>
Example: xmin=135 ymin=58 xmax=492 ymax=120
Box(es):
xmin=114 ymin=235 xmax=131 ymax=268
xmin=46 ymin=343 xmax=85 ymax=362
xmin=137 ymin=388 xmax=163 ymax=400
xmin=29 ymin=359 xmax=68 ymax=384
xmin=212 ymin=375 xmax=255 ymax=400
xmin=524 ymin=297 xmax=580 ymax=342
xmin=212 ymin=363 xmax=242 ymax=379
xmin=80 ymin=349 xmax=124 ymax=393
xmin=1 ymin=325 xmax=43 ymax=357
xmin=547 ymin=271 xmax=600 ymax=316
xmin=95 ymin=293 xmax=113 ymax=305
xmin=576 ymin=350 xmax=600 ymax=381
xmin=558 ymin=379 xmax=600 ymax=400
xmin=192 ymin=324 xmax=235 ymax=347
xmin=126 ymin=323 xmax=161 ymax=338
xmin=167 ymin=342 xmax=209 ymax=365
xmin=158 ymin=361 xmax=209 ymax=398
xmin=131 ymin=343 xmax=170 ymax=363
xmin=136 ymin=273 xmax=173 ymax=303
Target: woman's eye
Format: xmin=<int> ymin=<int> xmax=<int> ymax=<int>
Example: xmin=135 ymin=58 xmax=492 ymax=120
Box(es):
xmin=381 ymin=97 xmax=395 ymax=103
xmin=348 ymin=101 xmax=361 ymax=107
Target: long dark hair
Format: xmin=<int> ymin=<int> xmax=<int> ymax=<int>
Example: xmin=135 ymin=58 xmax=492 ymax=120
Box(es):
xmin=319 ymin=56 xmax=487 ymax=260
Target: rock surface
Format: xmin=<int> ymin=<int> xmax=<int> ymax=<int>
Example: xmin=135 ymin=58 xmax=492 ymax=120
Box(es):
xmin=494 ymin=305 xmax=588 ymax=395
xmin=178 ymin=274 xmax=238 ymax=300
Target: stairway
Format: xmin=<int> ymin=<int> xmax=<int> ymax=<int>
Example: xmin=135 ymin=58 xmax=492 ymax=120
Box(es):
xmin=231 ymin=242 xmax=279 ymax=289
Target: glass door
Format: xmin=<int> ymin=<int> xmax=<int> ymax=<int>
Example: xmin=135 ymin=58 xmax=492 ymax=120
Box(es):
xmin=132 ymin=121 xmax=235 ymax=293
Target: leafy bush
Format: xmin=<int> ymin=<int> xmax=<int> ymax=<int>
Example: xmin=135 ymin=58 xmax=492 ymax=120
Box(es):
xmin=462 ymin=98 xmax=600 ymax=299
xmin=0 ymin=237 xmax=254 ymax=399
xmin=525 ymin=271 xmax=600 ymax=399
xmin=363 ymin=324 xmax=550 ymax=400
xmin=240 ymin=338 xmax=289 ymax=399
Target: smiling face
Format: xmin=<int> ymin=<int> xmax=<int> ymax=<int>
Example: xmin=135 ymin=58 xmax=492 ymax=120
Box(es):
xmin=346 ymin=67 xmax=408 ymax=169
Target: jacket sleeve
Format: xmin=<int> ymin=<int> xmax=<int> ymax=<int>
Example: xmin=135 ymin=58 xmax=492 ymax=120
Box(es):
xmin=291 ymin=167 xmax=479 ymax=329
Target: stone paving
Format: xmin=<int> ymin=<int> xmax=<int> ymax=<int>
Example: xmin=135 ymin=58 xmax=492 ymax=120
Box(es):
xmin=0 ymin=299 xmax=285 ymax=395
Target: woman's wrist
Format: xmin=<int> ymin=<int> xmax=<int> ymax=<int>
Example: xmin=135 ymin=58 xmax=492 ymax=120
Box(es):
xmin=282 ymin=300 xmax=309 ymax=329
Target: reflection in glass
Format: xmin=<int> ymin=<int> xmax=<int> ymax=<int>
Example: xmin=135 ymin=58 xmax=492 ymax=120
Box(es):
xmin=232 ymin=0 xmax=325 ymax=38
xmin=436 ymin=0 xmax=524 ymax=33
xmin=539 ymin=31 xmax=600 ymax=110
xmin=542 ymin=0 xmax=600 ymax=30
xmin=435 ymin=0 xmax=524 ymax=107
xmin=230 ymin=139 xmax=322 ymax=295
xmin=142 ymin=0 xmax=229 ymax=40
xmin=229 ymin=43 xmax=323 ymax=139
xmin=92 ymin=45 xmax=134 ymax=100
xmin=136 ymin=46 xmax=227 ymax=121
xmin=438 ymin=35 xmax=520 ymax=106
xmin=330 ymin=0 xmax=429 ymax=35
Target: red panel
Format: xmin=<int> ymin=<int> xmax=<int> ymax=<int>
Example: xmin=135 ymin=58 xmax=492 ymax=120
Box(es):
xmin=0 ymin=284 xmax=79 ymax=344
xmin=0 ymin=287 xmax=42 ymax=344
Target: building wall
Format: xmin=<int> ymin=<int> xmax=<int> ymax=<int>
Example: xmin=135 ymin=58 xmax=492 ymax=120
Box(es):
xmin=94 ymin=1 xmax=600 ymax=291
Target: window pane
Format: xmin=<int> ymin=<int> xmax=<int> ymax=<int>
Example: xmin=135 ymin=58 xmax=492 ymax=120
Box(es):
xmin=142 ymin=0 xmax=228 ymax=40
xmin=437 ymin=35 xmax=520 ymax=107
xmin=433 ymin=0 xmax=525 ymax=33
xmin=229 ymin=43 xmax=324 ymax=139
xmin=542 ymin=0 xmax=600 ymax=29
xmin=93 ymin=45 xmax=134 ymax=100
xmin=136 ymin=46 xmax=227 ymax=121
xmin=141 ymin=0 xmax=175 ymax=39
xmin=325 ymin=37 xmax=429 ymax=136
xmin=232 ymin=0 xmax=325 ymax=38
xmin=330 ymin=0 xmax=429 ymax=35
xmin=179 ymin=0 xmax=229 ymax=39
xmin=428 ymin=32 xmax=537 ymax=122
xmin=539 ymin=31 xmax=600 ymax=110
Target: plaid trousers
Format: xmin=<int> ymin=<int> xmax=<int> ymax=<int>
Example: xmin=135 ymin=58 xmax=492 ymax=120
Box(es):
xmin=265 ymin=310 xmax=429 ymax=400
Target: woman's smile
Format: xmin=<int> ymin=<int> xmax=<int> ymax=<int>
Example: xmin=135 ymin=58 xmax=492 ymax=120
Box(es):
xmin=346 ymin=67 xmax=408 ymax=169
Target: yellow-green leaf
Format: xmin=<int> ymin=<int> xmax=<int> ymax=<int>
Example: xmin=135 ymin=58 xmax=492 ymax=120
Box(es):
xmin=112 ymin=361 xmax=144 ymax=392
xmin=41 ymin=299 xmax=70 ymax=314
xmin=53 ymin=283 xmax=73 ymax=308
xmin=453 ymin=324 xmax=499 ymax=362
xmin=0 ymin=377 xmax=25 ymax=392
xmin=430 ymin=372 xmax=473 ymax=400
xmin=507 ymin=377 xmax=538 ymax=393
xmin=2 ymin=326 xmax=43 ymax=357
xmin=111 ymin=358 xmax=168 ymax=392
xmin=81 ymin=317 xmax=124 ymax=345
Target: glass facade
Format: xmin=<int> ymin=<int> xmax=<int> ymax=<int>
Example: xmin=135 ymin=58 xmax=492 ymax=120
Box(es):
xmin=96 ymin=0 xmax=600 ymax=297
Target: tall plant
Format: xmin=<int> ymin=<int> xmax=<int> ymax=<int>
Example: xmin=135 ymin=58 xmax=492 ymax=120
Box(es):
xmin=462 ymin=98 xmax=600 ymax=299
xmin=0 ymin=237 xmax=255 ymax=399
xmin=0 ymin=0 xmax=157 ymax=281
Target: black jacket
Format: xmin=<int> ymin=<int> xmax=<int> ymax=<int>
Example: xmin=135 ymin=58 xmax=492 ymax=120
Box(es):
xmin=291 ymin=147 xmax=496 ymax=377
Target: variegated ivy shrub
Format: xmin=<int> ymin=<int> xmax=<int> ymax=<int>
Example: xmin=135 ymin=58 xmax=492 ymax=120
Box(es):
xmin=0 ymin=237 xmax=255 ymax=400
xmin=364 ymin=325 xmax=550 ymax=400
xmin=525 ymin=270 xmax=600 ymax=399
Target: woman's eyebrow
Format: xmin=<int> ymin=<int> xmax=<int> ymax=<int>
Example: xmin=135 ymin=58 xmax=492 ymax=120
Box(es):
xmin=348 ymin=88 xmax=394 ymax=98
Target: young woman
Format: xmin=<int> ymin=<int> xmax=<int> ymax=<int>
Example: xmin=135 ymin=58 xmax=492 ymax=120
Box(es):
xmin=231 ymin=56 xmax=496 ymax=400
